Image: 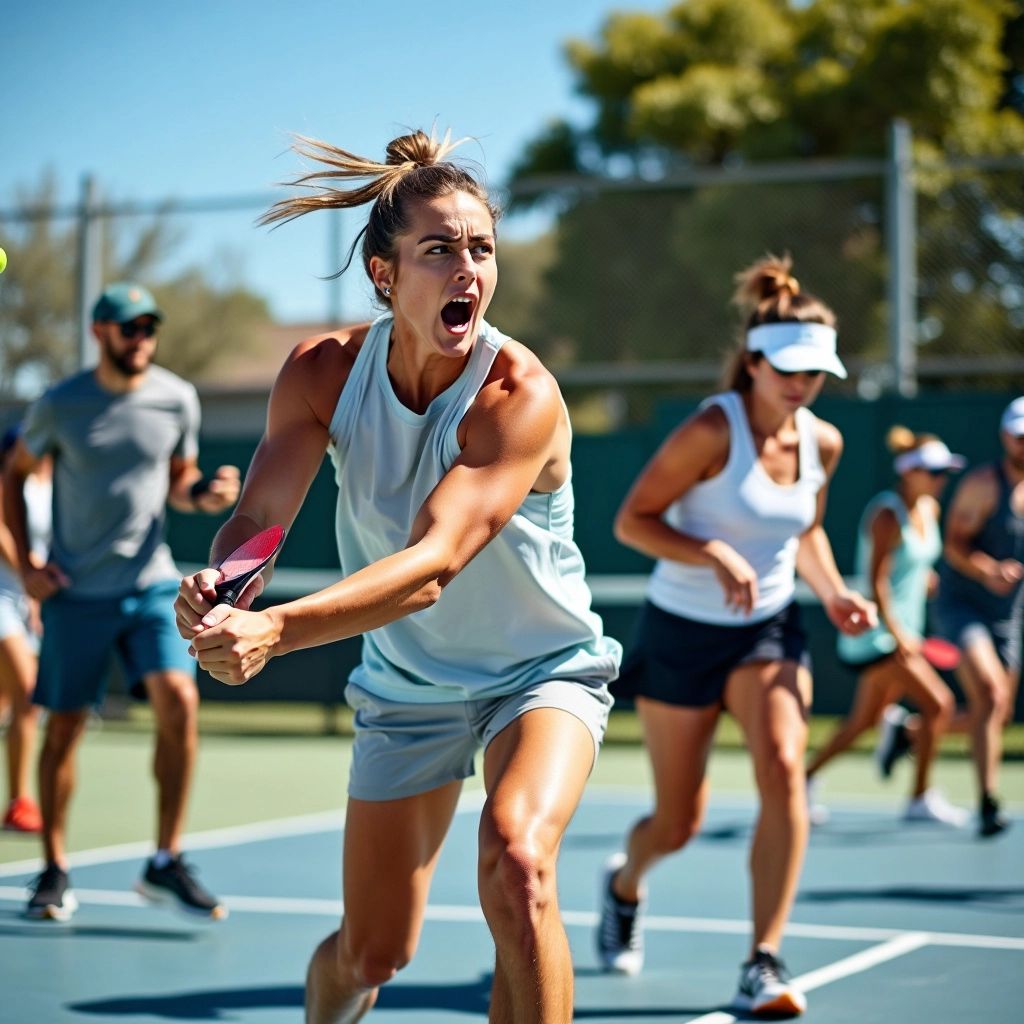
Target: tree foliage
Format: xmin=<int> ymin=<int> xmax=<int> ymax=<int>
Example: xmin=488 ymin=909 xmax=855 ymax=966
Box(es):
xmin=0 ymin=175 xmax=272 ymax=398
xmin=501 ymin=0 xmax=1023 ymax=396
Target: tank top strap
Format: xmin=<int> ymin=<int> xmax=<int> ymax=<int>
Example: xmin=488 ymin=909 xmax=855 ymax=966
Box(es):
xmin=701 ymin=391 xmax=755 ymax=473
xmin=795 ymin=406 xmax=825 ymax=487
xmin=328 ymin=314 xmax=390 ymax=449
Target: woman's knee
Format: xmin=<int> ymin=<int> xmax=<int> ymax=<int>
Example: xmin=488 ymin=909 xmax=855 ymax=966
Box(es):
xmin=337 ymin=926 xmax=415 ymax=990
xmin=478 ymin=830 xmax=557 ymax=931
xmin=755 ymin=742 xmax=805 ymax=801
xmin=647 ymin=807 xmax=703 ymax=854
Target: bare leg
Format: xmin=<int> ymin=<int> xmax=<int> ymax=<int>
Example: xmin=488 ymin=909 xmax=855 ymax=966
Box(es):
xmin=955 ymin=637 xmax=1014 ymax=799
xmin=726 ymin=661 xmax=810 ymax=957
xmin=479 ymin=707 xmax=596 ymax=1024
xmin=612 ymin=697 xmax=718 ymax=903
xmin=0 ymin=633 xmax=39 ymax=803
xmin=890 ymin=654 xmax=954 ymax=798
xmin=38 ymin=709 xmax=90 ymax=865
xmin=805 ymin=667 xmax=893 ymax=779
xmin=143 ymin=670 xmax=199 ymax=851
xmin=306 ymin=781 xmax=462 ymax=1024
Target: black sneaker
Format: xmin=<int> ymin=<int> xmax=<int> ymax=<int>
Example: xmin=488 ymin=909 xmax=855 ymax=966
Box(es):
xmin=26 ymin=863 xmax=78 ymax=922
xmin=875 ymin=705 xmax=912 ymax=779
xmin=595 ymin=852 xmax=643 ymax=975
xmin=135 ymin=855 xmax=228 ymax=920
xmin=979 ymin=794 xmax=1010 ymax=838
xmin=733 ymin=947 xmax=807 ymax=1017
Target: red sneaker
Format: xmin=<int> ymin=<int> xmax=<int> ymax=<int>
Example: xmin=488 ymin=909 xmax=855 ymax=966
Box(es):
xmin=4 ymin=796 xmax=43 ymax=833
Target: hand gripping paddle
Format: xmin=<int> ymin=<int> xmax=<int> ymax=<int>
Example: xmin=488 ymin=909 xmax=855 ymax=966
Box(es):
xmin=213 ymin=525 xmax=285 ymax=607
xmin=921 ymin=636 xmax=961 ymax=671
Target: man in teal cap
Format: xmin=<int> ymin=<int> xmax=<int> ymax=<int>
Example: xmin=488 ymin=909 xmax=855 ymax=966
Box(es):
xmin=3 ymin=282 xmax=241 ymax=921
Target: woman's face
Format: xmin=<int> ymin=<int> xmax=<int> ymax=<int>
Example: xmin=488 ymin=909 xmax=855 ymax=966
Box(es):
xmin=373 ymin=190 xmax=497 ymax=360
xmin=748 ymin=356 xmax=827 ymax=413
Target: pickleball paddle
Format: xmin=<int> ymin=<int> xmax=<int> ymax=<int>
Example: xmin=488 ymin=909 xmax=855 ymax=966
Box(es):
xmin=921 ymin=636 xmax=960 ymax=671
xmin=213 ymin=525 xmax=285 ymax=607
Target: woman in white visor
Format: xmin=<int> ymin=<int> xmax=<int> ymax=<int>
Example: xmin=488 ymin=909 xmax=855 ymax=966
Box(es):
xmin=597 ymin=254 xmax=875 ymax=1018
xmin=806 ymin=426 xmax=969 ymax=827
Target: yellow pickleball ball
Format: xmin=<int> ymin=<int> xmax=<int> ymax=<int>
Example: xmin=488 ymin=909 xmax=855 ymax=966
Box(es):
xmin=0 ymin=248 xmax=7 ymax=274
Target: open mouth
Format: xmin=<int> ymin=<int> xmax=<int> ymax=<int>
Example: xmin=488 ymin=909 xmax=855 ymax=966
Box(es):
xmin=440 ymin=296 xmax=474 ymax=332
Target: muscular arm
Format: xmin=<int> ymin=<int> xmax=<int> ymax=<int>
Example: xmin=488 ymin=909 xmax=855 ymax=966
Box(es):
xmin=943 ymin=468 xmax=1000 ymax=583
xmin=614 ymin=405 xmax=730 ymax=565
xmin=184 ymin=336 xmax=566 ymax=680
xmin=865 ymin=506 xmax=909 ymax=642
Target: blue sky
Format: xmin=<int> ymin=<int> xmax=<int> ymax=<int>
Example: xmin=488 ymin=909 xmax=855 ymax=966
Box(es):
xmin=2 ymin=0 xmax=649 ymax=323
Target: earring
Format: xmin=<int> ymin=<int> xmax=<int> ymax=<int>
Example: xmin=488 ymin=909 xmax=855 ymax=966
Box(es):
xmin=383 ymin=286 xmax=391 ymax=297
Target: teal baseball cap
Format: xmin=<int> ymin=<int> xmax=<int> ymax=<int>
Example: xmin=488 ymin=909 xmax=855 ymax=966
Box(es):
xmin=92 ymin=282 xmax=163 ymax=323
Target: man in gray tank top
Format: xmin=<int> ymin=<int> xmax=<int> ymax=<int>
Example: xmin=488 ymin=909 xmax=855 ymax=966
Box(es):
xmin=3 ymin=283 xmax=241 ymax=920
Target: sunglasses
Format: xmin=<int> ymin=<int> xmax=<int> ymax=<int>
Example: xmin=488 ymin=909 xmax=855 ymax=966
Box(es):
xmin=772 ymin=367 xmax=825 ymax=379
xmin=925 ymin=468 xmax=949 ymax=477
xmin=118 ymin=320 xmax=158 ymax=340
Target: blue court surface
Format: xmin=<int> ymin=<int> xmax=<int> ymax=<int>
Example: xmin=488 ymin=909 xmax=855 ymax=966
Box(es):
xmin=1 ymin=786 xmax=1021 ymax=1022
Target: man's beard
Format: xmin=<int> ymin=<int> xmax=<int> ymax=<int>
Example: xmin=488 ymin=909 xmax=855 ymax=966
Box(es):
xmin=104 ymin=337 xmax=153 ymax=377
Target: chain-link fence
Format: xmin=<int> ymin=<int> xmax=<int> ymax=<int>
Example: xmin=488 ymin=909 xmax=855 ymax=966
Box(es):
xmin=2 ymin=123 xmax=1021 ymax=419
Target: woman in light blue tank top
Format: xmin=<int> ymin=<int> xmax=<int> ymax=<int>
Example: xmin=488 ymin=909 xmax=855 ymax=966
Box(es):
xmin=807 ymin=427 xmax=968 ymax=828
xmin=596 ymin=256 xmax=875 ymax=1017
xmin=174 ymin=129 xmax=620 ymax=1023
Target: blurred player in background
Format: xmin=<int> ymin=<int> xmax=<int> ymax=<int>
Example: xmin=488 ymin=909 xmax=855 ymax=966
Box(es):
xmin=933 ymin=395 xmax=1024 ymax=837
xmin=806 ymin=426 xmax=968 ymax=827
xmin=598 ymin=255 xmax=875 ymax=1018
xmin=3 ymin=282 xmax=240 ymax=920
xmin=0 ymin=424 xmax=51 ymax=833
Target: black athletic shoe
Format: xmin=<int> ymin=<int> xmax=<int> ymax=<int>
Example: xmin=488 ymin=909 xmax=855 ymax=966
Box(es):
xmin=979 ymin=794 xmax=1010 ymax=838
xmin=596 ymin=853 xmax=644 ymax=975
xmin=875 ymin=705 xmax=912 ymax=779
xmin=26 ymin=863 xmax=78 ymax=921
xmin=135 ymin=855 xmax=228 ymax=920
xmin=733 ymin=947 xmax=807 ymax=1017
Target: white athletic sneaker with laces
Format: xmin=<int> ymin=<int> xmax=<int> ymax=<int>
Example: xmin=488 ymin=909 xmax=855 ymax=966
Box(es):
xmin=903 ymin=788 xmax=970 ymax=827
xmin=805 ymin=776 xmax=829 ymax=827
xmin=733 ymin=947 xmax=807 ymax=1017
xmin=595 ymin=852 xmax=644 ymax=975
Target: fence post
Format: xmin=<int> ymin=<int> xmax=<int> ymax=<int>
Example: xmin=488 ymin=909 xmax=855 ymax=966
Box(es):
xmin=75 ymin=174 xmax=102 ymax=370
xmin=886 ymin=119 xmax=917 ymax=396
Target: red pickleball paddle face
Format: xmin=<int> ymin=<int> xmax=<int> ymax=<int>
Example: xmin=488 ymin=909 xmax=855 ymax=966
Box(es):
xmin=214 ymin=525 xmax=285 ymax=607
xmin=921 ymin=636 xmax=960 ymax=671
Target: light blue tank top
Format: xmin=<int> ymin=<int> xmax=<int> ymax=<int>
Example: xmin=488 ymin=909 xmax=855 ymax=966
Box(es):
xmin=328 ymin=314 xmax=621 ymax=703
xmin=647 ymin=391 xmax=825 ymax=625
xmin=838 ymin=490 xmax=941 ymax=664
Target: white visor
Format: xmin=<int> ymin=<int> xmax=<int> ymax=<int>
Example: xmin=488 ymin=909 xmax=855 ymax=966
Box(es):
xmin=893 ymin=440 xmax=966 ymax=475
xmin=747 ymin=321 xmax=847 ymax=379
xmin=1001 ymin=396 xmax=1024 ymax=437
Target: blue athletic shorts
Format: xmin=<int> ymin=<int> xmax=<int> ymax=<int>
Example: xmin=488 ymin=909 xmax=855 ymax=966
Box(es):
xmin=0 ymin=591 xmax=40 ymax=655
xmin=34 ymin=580 xmax=195 ymax=712
xmin=932 ymin=596 xmax=1022 ymax=672
xmin=614 ymin=599 xmax=810 ymax=708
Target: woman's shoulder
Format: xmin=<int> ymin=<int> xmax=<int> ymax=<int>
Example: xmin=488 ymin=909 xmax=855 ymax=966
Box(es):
xmin=807 ymin=413 xmax=843 ymax=465
xmin=275 ymin=323 xmax=373 ymax=426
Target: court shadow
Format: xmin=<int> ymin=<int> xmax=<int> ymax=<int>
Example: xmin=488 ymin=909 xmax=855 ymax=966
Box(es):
xmin=799 ymin=884 xmax=1024 ymax=912
xmin=562 ymin=831 xmax=636 ymax=849
xmin=0 ymin=923 xmax=195 ymax=942
xmin=69 ymin=985 xmax=303 ymax=1018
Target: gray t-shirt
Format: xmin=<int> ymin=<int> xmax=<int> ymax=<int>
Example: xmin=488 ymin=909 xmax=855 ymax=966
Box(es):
xmin=22 ymin=366 xmax=200 ymax=598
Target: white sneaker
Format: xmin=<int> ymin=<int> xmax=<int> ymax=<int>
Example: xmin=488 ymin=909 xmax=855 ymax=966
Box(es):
xmin=595 ymin=852 xmax=644 ymax=975
xmin=904 ymin=789 xmax=970 ymax=827
xmin=806 ymin=776 xmax=829 ymax=827
xmin=733 ymin=947 xmax=807 ymax=1017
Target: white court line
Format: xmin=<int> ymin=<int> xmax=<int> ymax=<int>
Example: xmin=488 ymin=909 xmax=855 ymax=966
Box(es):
xmin=685 ymin=932 xmax=933 ymax=1024
xmin=0 ymin=789 xmax=489 ymax=880
xmin=1 ymin=886 xmax=1022 ymax=954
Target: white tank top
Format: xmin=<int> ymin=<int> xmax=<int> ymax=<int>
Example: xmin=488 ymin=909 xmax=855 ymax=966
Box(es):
xmin=328 ymin=314 xmax=621 ymax=703
xmin=646 ymin=391 xmax=825 ymax=625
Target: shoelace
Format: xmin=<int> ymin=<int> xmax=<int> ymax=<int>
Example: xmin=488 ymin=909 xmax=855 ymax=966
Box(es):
xmin=602 ymin=892 xmax=641 ymax=950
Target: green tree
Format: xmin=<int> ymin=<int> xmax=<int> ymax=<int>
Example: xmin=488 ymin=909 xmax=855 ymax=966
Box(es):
xmin=506 ymin=0 xmax=1023 ymax=392
xmin=0 ymin=175 xmax=273 ymax=397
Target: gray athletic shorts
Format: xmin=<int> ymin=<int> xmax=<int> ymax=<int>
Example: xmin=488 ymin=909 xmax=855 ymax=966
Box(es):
xmin=344 ymin=677 xmax=613 ymax=802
